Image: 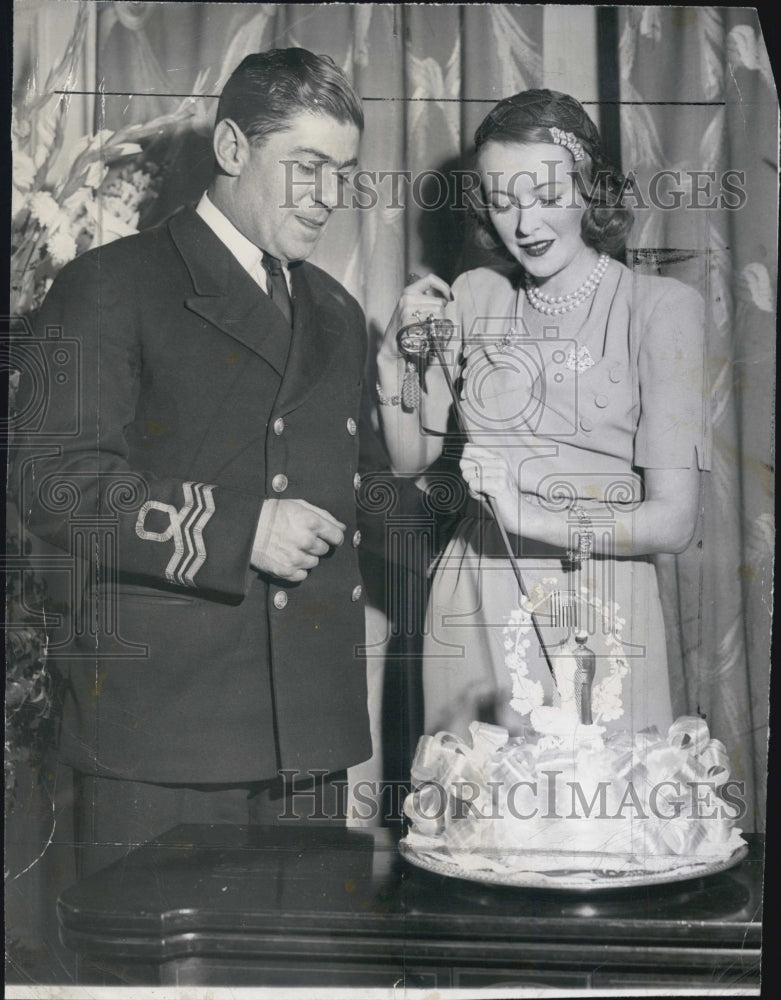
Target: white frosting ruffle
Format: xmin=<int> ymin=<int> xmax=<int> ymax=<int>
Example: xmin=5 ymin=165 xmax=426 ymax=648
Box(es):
xmin=402 ymin=717 xmax=745 ymax=875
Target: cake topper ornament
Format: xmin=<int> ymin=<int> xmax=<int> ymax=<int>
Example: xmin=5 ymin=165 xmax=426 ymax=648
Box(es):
xmin=574 ymin=631 xmax=596 ymax=724
xmin=551 ymin=636 xmax=580 ymax=719
xmin=529 ymin=630 xmax=605 ymax=748
xmin=547 ymin=630 xmax=596 ymax=724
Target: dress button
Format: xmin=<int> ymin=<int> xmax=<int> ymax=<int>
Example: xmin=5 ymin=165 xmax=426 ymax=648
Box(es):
xmin=353 ymin=473 xmax=362 ymax=490
xmin=271 ymin=473 xmax=288 ymax=493
xmin=595 ymin=393 xmax=609 ymax=408
xmin=273 ymin=417 xmax=285 ymax=436
xmin=273 ymin=591 xmax=288 ymax=609
xmin=609 ymin=367 xmax=623 ymax=384
xmin=580 ymin=417 xmax=593 ymax=432
xmin=352 ymin=530 xmax=361 ymax=547
xmin=351 ymin=585 xmax=362 ymax=602
xmin=346 ymin=417 xmax=357 ymax=436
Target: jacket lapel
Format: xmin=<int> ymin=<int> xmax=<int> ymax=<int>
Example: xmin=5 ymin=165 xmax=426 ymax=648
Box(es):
xmin=274 ymin=263 xmax=344 ymax=415
xmin=169 ymin=207 xmax=291 ymax=376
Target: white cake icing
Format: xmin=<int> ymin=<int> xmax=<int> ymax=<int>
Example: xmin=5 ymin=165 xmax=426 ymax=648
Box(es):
xmin=403 ymin=626 xmax=745 ymax=878
xmin=402 ymin=713 xmax=745 ymax=877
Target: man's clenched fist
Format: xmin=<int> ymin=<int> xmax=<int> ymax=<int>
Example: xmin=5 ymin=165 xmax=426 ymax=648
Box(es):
xmin=251 ymin=499 xmax=346 ymax=582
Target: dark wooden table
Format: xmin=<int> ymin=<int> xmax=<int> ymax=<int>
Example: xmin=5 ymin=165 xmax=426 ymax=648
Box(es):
xmin=58 ymin=824 xmax=763 ymax=990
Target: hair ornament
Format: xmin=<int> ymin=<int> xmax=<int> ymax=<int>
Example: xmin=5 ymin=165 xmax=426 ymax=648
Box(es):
xmin=549 ymin=126 xmax=585 ymax=162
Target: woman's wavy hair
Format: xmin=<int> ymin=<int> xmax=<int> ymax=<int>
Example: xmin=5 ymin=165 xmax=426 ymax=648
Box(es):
xmin=471 ymin=89 xmax=633 ymax=256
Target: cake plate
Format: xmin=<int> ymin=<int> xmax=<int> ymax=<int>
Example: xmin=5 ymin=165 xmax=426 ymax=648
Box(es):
xmin=399 ymin=840 xmax=749 ymax=892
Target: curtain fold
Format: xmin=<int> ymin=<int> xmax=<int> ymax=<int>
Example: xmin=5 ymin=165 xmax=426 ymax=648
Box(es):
xmin=618 ymin=6 xmax=775 ymax=830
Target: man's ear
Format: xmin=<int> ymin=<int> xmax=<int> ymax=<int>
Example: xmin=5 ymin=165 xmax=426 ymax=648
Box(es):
xmin=213 ymin=118 xmax=248 ymax=177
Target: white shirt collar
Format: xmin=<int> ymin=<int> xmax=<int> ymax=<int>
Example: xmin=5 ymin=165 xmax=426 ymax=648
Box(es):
xmin=195 ymin=192 xmax=291 ymax=293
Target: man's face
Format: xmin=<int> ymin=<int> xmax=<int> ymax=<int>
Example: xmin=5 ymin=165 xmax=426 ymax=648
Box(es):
xmin=231 ymin=111 xmax=360 ymax=264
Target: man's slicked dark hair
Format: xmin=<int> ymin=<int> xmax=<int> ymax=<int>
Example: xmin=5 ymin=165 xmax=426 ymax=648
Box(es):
xmin=216 ymin=48 xmax=364 ymax=143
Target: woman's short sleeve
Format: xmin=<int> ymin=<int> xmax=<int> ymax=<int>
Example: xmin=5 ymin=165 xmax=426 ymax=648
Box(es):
xmin=634 ymin=279 xmax=711 ymax=470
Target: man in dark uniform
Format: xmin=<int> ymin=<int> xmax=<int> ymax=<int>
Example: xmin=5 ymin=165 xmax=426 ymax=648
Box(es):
xmin=17 ymin=49 xmax=372 ymax=873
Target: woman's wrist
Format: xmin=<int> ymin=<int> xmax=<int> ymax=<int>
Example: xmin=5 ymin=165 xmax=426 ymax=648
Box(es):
xmin=377 ymin=346 xmax=404 ymax=367
xmin=514 ymin=493 xmax=592 ymax=555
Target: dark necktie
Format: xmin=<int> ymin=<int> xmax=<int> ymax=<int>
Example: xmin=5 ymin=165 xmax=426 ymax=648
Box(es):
xmin=261 ymin=253 xmax=293 ymax=328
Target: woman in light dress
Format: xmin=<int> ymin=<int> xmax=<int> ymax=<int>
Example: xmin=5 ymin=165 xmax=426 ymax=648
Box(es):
xmin=376 ymin=90 xmax=709 ymax=742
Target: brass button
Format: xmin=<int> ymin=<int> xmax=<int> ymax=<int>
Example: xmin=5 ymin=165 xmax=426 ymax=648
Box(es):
xmin=273 ymin=591 xmax=288 ymax=609
xmin=271 ymin=473 xmax=288 ymax=493
xmin=346 ymin=417 xmax=357 ymax=436
xmin=352 ymin=530 xmax=361 ymax=547
xmin=609 ymin=367 xmax=623 ymax=384
xmin=273 ymin=417 xmax=285 ymax=436
xmin=595 ymin=393 xmax=609 ymax=408
xmin=353 ymin=473 xmax=361 ymax=490
xmin=580 ymin=417 xmax=593 ymax=432
xmin=351 ymin=585 xmax=362 ymax=602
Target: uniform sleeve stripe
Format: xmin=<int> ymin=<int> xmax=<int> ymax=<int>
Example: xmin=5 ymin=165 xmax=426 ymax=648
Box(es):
xmin=182 ymin=483 xmax=216 ymax=586
xmin=176 ymin=481 xmax=206 ymax=586
xmin=162 ymin=481 xmax=217 ymax=588
xmin=163 ymin=482 xmax=194 ymax=585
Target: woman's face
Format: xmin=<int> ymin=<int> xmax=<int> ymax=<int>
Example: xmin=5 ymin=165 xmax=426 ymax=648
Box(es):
xmin=478 ymin=140 xmax=592 ymax=285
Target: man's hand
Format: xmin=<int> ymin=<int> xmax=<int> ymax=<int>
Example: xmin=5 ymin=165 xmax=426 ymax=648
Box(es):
xmin=251 ymin=499 xmax=346 ymax=582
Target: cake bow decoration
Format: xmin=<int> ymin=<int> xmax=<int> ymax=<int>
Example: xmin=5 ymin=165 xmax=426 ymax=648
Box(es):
xmin=406 ymin=723 xmax=509 ymax=838
xmin=402 ymin=714 xmax=745 ymax=877
xmin=668 ymin=715 xmax=711 ymax=754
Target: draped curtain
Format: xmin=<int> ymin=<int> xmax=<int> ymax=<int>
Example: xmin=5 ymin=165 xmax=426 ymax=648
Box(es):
xmin=17 ymin=0 xmax=775 ymax=827
xmin=617 ymin=6 xmax=775 ymax=831
xmin=7 ymin=1 xmax=776 ymax=978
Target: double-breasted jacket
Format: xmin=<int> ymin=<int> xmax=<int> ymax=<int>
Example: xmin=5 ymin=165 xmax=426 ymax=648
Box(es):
xmin=17 ymin=206 xmax=372 ymax=783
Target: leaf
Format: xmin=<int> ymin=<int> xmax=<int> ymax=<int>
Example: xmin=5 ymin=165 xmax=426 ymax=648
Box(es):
xmin=737 ymin=263 xmax=775 ymax=312
xmin=709 ymin=359 xmax=733 ymax=427
xmin=38 ymin=5 xmax=91 ymax=106
xmin=406 ymin=38 xmax=462 ymax=154
xmin=639 ymin=7 xmax=663 ymax=42
xmin=698 ymin=108 xmax=725 ymax=172
xmin=619 ymin=79 xmax=666 ymax=167
xmin=618 ymin=12 xmax=638 ymax=80
xmin=353 ymin=4 xmax=375 ymax=70
xmin=698 ymin=7 xmax=726 ymax=101
xmin=103 ymin=142 xmax=144 ymax=158
xmin=745 ymin=512 xmax=774 ymax=563
xmin=726 ymin=25 xmax=774 ymax=91
xmin=713 ymin=617 xmax=746 ymax=680
xmin=214 ymin=6 xmax=276 ymax=93
xmin=488 ymin=6 xmax=543 ymax=95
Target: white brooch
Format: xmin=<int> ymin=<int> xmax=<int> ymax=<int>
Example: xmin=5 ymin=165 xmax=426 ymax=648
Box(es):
xmin=497 ymin=325 xmax=519 ymax=352
xmin=549 ymin=127 xmax=585 ymax=162
xmin=566 ymin=345 xmax=595 ymax=372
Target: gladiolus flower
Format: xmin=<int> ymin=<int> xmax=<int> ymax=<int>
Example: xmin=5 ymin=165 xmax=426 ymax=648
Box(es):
xmin=28 ymin=191 xmax=61 ymax=229
xmin=47 ymin=229 xmax=78 ymax=267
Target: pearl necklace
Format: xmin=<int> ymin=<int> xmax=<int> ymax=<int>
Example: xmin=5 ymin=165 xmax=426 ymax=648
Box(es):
xmin=525 ymin=253 xmax=610 ymax=316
